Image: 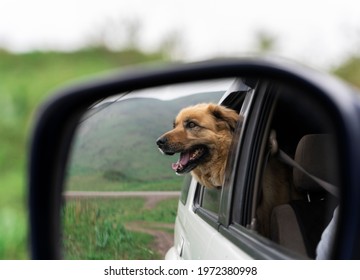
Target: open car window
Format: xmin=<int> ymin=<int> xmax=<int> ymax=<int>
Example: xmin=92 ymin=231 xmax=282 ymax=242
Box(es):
xmin=195 ymin=79 xmax=254 ymax=219
xmin=231 ymin=81 xmax=341 ymax=259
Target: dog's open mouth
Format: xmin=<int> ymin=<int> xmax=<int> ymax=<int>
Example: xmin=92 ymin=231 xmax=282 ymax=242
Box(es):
xmin=171 ymin=146 xmax=208 ymax=174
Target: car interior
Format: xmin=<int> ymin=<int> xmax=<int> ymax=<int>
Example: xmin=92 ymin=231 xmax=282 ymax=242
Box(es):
xmin=192 ymin=78 xmax=340 ymax=259
xmin=252 ymin=82 xmax=340 ymax=259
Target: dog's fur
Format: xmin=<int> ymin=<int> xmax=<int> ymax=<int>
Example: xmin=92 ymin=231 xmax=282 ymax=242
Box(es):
xmin=156 ymin=102 xmax=299 ymax=237
xmin=156 ymin=103 xmax=240 ymax=188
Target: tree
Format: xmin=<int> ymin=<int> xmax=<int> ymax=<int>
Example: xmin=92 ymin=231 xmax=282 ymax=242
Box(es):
xmin=254 ymin=30 xmax=277 ymax=53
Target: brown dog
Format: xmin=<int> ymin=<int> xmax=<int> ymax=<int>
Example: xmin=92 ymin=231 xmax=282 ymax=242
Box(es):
xmin=156 ymin=103 xmax=240 ymax=188
xmin=156 ymin=103 xmax=299 ymax=238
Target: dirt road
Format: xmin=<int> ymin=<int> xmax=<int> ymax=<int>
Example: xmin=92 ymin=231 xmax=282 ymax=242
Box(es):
xmin=64 ymin=191 xmax=180 ymax=258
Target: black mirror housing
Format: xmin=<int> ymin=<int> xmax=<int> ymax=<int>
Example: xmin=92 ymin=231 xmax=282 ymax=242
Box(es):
xmin=28 ymin=58 xmax=360 ymax=259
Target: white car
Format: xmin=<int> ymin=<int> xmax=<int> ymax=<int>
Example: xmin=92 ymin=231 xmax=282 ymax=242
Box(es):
xmin=165 ymin=76 xmax=342 ymax=259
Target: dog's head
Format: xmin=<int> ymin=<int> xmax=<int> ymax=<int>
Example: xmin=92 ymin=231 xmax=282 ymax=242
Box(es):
xmin=156 ymin=103 xmax=239 ymax=186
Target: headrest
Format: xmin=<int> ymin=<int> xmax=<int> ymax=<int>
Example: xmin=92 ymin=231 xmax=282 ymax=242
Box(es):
xmin=293 ymin=134 xmax=338 ymax=192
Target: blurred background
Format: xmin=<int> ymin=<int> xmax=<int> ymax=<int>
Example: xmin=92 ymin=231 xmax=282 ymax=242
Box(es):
xmin=0 ymin=0 xmax=359 ymax=259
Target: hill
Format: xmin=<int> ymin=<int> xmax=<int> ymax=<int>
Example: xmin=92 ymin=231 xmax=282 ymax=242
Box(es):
xmin=66 ymin=91 xmax=224 ymax=191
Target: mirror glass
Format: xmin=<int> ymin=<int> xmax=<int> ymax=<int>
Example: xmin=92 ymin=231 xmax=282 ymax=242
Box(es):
xmin=62 ymin=76 xmax=342 ymax=260
xmin=62 ymin=78 xmax=234 ymax=259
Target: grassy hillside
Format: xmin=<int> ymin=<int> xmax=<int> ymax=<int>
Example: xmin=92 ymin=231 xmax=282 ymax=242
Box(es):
xmin=66 ymin=92 xmax=223 ymax=192
xmin=0 ymin=47 xmax=166 ymax=176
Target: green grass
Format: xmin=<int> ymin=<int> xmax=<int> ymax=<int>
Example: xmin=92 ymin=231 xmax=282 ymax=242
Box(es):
xmin=62 ymin=197 xmax=178 ymax=259
xmin=66 ymin=175 xmax=183 ymax=192
xmin=0 ymin=170 xmax=27 ymax=259
xmin=332 ymin=55 xmax=360 ymax=89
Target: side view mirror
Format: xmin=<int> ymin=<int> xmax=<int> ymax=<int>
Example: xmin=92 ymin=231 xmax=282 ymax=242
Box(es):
xmin=28 ymin=58 xmax=360 ymax=259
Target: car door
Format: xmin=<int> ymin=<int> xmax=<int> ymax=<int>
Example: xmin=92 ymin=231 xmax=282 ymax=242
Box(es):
xmin=219 ymin=79 xmax=350 ymax=259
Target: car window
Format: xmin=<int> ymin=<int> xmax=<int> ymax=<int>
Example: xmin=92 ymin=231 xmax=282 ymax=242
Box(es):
xmin=199 ymin=186 xmax=222 ymax=214
xmin=194 ymin=80 xmax=254 ymax=220
xmin=180 ymin=174 xmax=192 ymax=205
xmin=230 ymin=81 xmax=341 ymax=259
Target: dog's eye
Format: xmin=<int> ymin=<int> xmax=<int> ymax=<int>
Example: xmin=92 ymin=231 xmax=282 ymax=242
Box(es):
xmin=186 ymin=121 xmax=197 ymax=129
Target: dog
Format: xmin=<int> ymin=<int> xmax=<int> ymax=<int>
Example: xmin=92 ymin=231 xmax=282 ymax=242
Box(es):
xmin=156 ymin=103 xmax=300 ymax=237
xmin=156 ymin=103 xmax=240 ymax=188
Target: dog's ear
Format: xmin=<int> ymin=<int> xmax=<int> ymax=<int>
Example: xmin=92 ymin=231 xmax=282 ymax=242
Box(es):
xmin=208 ymin=104 xmax=240 ymax=132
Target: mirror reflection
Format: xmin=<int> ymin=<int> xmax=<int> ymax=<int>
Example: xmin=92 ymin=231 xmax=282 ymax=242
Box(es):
xmin=63 ymin=79 xmax=233 ymax=259
xmin=63 ymin=77 xmax=341 ymax=260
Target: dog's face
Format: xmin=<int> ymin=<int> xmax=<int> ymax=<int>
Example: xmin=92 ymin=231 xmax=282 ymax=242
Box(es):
xmin=156 ymin=103 xmax=240 ymax=188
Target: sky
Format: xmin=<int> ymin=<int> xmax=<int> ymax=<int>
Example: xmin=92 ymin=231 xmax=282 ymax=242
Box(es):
xmin=0 ymin=0 xmax=359 ymax=70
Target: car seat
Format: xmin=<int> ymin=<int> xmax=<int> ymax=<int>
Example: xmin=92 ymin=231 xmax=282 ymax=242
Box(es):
xmin=270 ymin=134 xmax=338 ymax=258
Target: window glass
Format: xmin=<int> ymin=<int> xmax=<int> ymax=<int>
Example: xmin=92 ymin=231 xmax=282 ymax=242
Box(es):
xmin=180 ymin=174 xmax=192 ymax=205
xmin=199 ymin=186 xmax=222 ymax=214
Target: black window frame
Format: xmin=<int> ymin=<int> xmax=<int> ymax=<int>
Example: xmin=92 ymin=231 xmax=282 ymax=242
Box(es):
xmin=221 ymin=80 xmax=307 ymax=259
xmin=222 ymin=79 xmax=344 ymax=259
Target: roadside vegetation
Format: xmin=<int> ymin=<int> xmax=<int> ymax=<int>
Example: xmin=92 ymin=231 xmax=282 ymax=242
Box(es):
xmin=62 ymin=197 xmax=178 ymax=259
xmin=332 ymin=55 xmax=360 ymax=88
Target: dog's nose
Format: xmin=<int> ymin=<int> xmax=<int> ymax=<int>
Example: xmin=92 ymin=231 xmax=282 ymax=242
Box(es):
xmin=156 ymin=136 xmax=167 ymax=146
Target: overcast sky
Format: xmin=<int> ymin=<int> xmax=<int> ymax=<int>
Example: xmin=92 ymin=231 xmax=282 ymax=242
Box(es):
xmin=1 ymin=0 xmax=359 ymax=70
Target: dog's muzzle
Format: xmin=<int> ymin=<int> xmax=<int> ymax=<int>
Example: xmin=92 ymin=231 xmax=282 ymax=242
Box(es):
xmin=156 ymin=136 xmax=175 ymax=155
xmin=156 ymin=135 xmax=209 ymax=174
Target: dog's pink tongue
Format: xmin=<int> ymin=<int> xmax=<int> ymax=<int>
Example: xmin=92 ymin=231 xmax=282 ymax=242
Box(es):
xmin=171 ymin=152 xmax=190 ymax=171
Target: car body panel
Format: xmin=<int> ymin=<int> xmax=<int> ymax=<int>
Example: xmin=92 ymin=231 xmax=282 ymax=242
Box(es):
xmin=167 ymin=178 xmax=252 ymax=260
